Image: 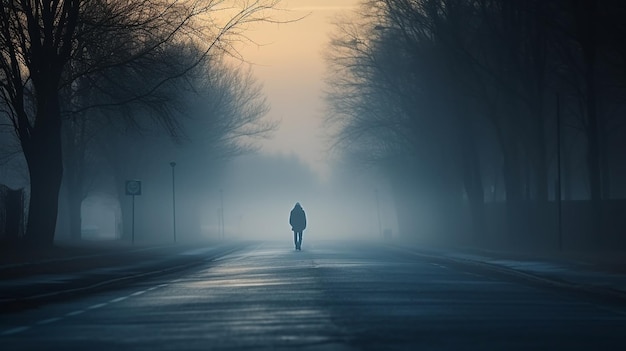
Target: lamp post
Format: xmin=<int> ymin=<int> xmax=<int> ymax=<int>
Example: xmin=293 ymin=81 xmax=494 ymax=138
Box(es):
xmin=170 ymin=161 xmax=177 ymax=243
xmin=556 ymin=94 xmax=562 ymax=251
xmin=220 ymin=188 xmax=224 ymax=239
xmin=375 ymin=188 xmax=382 ymax=238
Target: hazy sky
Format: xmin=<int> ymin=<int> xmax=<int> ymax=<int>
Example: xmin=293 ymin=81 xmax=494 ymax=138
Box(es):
xmin=236 ymin=0 xmax=360 ymax=179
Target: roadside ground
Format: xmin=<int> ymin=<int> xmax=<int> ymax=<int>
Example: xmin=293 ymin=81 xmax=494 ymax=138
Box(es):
xmin=0 ymin=238 xmax=240 ymax=313
xmin=393 ymin=241 xmax=626 ymax=303
xmin=2 ymin=237 xmax=626 ymax=313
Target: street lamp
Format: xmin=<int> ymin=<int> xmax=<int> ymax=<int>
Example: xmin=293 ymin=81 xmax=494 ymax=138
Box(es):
xmin=375 ymin=188 xmax=382 ymax=238
xmin=170 ymin=161 xmax=177 ymax=243
xmin=556 ymin=94 xmax=562 ymax=251
xmin=220 ymin=188 xmax=224 ymax=239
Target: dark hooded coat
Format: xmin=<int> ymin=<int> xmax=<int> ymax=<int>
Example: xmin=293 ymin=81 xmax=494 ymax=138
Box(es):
xmin=289 ymin=203 xmax=307 ymax=232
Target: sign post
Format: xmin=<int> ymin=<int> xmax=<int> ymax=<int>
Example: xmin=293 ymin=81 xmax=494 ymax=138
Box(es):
xmin=170 ymin=162 xmax=177 ymax=243
xmin=125 ymin=180 xmax=142 ymax=244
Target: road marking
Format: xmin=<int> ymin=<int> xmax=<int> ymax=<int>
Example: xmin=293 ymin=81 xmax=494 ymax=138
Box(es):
xmin=110 ymin=296 xmax=128 ymax=303
xmin=2 ymin=282 xmax=170 ymax=338
xmin=1 ymin=283 xmax=171 ymax=338
xmin=1 ymin=326 xmax=30 ymax=335
xmin=180 ymin=247 xmax=215 ymax=256
xmin=88 ymin=303 xmax=107 ymax=310
xmin=36 ymin=318 xmax=62 ymax=325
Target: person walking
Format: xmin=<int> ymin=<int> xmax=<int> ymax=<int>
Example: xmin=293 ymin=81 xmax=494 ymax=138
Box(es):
xmin=289 ymin=202 xmax=306 ymax=251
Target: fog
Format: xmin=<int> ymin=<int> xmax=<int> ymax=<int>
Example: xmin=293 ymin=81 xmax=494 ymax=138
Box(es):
xmin=2 ymin=0 xmax=626 ymax=256
xmin=72 ymin=153 xmax=397 ymax=244
xmin=211 ymin=155 xmax=397 ymax=241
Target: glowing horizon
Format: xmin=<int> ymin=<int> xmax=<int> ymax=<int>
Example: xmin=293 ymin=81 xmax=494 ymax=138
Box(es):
xmin=232 ymin=0 xmax=361 ymax=180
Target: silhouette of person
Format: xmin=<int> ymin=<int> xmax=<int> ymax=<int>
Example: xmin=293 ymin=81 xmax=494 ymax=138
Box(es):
xmin=289 ymin=202 xmax=306 ymax=250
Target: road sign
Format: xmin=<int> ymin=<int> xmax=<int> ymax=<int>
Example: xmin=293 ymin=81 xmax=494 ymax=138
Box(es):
xmin=125 ymin=180 xmax=142 ymax=196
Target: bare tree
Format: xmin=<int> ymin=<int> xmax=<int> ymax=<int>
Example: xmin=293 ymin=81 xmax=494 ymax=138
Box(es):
xmin=327 ymin=0 xmax=488 ymax=235
xmin=0 ymin=0 xmax=282 ymax=247
xmin=326 ymin=0 xmax=558 ymax=244
xmin=59 ymin=36 xmax=202 ymax=241
xmin=81 ymin=55 xmax=274 ymax=241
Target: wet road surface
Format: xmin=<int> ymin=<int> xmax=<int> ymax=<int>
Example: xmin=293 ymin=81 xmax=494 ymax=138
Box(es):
xmin=2 ymin=240 xmax=626 ymax=350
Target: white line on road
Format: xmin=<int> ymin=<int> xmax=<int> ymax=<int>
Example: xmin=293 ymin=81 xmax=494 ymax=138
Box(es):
xmin=1 ymin=282 xmax=170 ymax=338
xmin=179 ymin=247 xmax=216 ymax=256
xmin=110 ymin=296 xmax=128 ymax=303
xmin=88 ymin=303 xmax=107 ymax=310
xmin=1 ymin=326 xmax=30 ymax=335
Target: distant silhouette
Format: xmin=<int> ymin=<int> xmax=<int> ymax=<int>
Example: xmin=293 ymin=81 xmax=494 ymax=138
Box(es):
xmin=289 ymin=202 xmax=307 ymax=251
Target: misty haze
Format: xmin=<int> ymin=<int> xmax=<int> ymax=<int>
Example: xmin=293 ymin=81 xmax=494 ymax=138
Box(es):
xmin=1 ymin=0 xmax=626 ymax=350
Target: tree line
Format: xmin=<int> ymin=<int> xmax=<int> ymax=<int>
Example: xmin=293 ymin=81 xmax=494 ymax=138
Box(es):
xmin=1 ymin=0 xmax=282 ymax=247
xmin=325 ymin=0 xmax=626 ymax=249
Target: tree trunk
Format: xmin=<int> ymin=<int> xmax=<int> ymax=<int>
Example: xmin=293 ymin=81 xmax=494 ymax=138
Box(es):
xmin=23 ymin=124 xmax=63 ymax=247
xmin=585 ymin=74 xmax=601 ymax=202
xmin=503 ymin=146 xmax=522 ymax=203
xmin=578 ymin=0 xmax=601 ymax=202
xmin=599 ymin=108 xmax=610 ymax=199
xmin=387 ymin=164 xmax=420 ymax=241
xmin=532 ymin=106 xmax=548 ymax=202
xmin=460 ymin=117 xmax=485 ymax=244
xmin=22 ymin=83 xmax=64 ymax=247
xmin=464 ymin=148 xmax=485 ymax=245
xmin=68 ymin=190 xmax=82 ymax=241
xmin=3 ymin=188 xmax=25 ymax=244
xmin=63 ymin=122 xmax=86 ymax=241
xmin=502 ymin=145 xmax=524 ymax=248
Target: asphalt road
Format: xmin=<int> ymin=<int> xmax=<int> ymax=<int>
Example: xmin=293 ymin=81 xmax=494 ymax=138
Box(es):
xmin=2 ymin=240 xmax=626 ymax=350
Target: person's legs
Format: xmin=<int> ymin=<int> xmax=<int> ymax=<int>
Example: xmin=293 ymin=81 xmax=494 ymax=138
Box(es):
xmin=297 ymin=231 xmax=303 ymax=250
xmin=293 ymin=231 xmax=298 ymax=249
